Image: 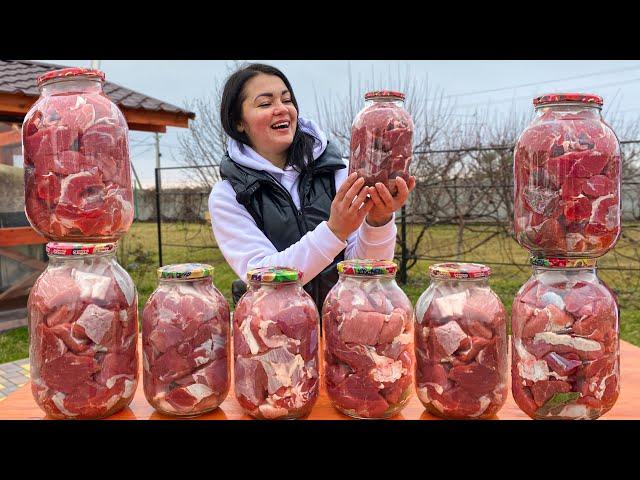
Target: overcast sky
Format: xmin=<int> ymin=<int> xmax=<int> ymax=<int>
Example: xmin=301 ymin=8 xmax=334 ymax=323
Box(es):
xmin=42 ymin=60 xmax=640 ymax=187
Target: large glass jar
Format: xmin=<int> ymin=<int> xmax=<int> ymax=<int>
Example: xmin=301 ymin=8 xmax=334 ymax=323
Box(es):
xmin=23 ymin=67 xmax=133 ymax=242
xmin=514 ymin=93 xmax=621 ymax=258
xmin=233 ymin=267 xmax=319 ymax=419
xmin=349 ymin=90 xmax=413 ymax=194
xmin=142 ymin=263 xmax=230 ymax=417
xmin=322 ymin=259 xmax=414 ymax=419
xmin=511 ymin=257 xmax=620 ymax=420
xmin=28 ymin=242 xmax=138 ymax=419
xmin=414 ymin=263 xmax=508 ymax=419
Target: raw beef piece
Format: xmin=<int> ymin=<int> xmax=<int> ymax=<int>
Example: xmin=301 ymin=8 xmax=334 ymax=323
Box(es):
xmin=323 ymin=277 xmax=413 ymax=418
xmin=349 ymin=95 xmax=413 ymax=194
xmin=511 ymin=271 xmax=619 ymax=419
xmin=415 ymin=282 xmax=507 ymax=419
xmin=28 ymin=251 xmax=138 ymax=419
xmin=23 ymin=88 xmax=133 ymax=242
xmin=514 ymin=100 xmax=620 ymax=257
xmin=234 ymin=282 xmax=319 ymax=419
xmin=142 ymin=277 xmax=230 ymax=416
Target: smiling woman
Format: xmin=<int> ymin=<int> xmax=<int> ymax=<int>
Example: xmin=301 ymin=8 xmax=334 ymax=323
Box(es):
xmin=209 ymin=62 xmax=415 ymax=313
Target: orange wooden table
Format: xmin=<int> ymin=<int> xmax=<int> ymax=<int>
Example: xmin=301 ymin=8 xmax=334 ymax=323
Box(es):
xmin=1 ymin=339 xmax=639 ymax=420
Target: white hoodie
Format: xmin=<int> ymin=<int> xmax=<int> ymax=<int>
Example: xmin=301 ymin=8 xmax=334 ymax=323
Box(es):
xmin=208 ymin=117 xmax=397 ymax=286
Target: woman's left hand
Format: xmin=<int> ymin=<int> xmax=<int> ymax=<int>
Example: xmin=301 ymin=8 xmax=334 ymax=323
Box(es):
xmin=366 ymin=176 xmax=416 ymax=227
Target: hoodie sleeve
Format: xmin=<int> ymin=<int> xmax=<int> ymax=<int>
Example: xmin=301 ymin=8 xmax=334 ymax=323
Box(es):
xmin=336 ymin=168 xmax=398 ymax=261
xmin=209 ymin=180 xmax=347 ymax=286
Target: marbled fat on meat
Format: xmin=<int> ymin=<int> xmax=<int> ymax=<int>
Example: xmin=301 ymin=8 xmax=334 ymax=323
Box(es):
xmin=142 ymin=278 xmax=230 ymax=416
xmin=323 ymin=277 xmax=414 ymax=418
xmin=28 ymin=256 xmax=138 ymax=419
xmin=511 ymin=272 xmax=620 ymax=419
xmin=234 ymin=282 xmax=319 ymax=419
xmin=23 ymin=86 xmax=133 ymax=242
xmin=415 ymin=282 xmax=507 ymax=419
xmin=514 ymin=102 xmax=621 ymax=257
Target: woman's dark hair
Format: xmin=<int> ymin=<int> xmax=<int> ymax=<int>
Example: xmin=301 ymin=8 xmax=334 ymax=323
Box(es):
xmin=220 ymin=63 xmax=315 ymax=172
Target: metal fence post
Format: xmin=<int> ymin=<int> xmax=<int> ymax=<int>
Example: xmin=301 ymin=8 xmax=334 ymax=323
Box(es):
xmin=155 ymin=167 xmax=163 ymax=267
xmin=400 ymin=205 xmax=408 ymax=285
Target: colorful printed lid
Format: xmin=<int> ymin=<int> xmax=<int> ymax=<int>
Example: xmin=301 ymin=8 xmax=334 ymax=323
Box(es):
xmin=429 ymin=262 xmax=491 ymax=279
xmin=365 ymin=90 xmax=405 ymax=101
xmin=529 ymin=257 xmax=597 ymax=268
xmin=46 ymin=242 xmax=115 ymax=256
xmin=247 ymin=266 xmax=302 ymax=283
xmin=37 ymin=67 xmax=106 ymax=87
xmin=158 ymin=263 xmax=214 ymax=280
xmin=337 ymin=259 xmax=398 ymax=276
xmin=533 ymin=93 xmax=603 ymax=107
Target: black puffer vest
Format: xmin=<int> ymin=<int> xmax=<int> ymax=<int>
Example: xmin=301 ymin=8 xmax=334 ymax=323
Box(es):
xmin=219 ymin=141 xmax=346 ymax=311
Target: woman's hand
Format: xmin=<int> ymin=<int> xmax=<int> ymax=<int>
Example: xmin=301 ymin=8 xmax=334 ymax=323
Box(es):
xmin=327 ymin=172 xmax=373 ymax=241
xmin=366 ymin=176 xmax=416 ymax=227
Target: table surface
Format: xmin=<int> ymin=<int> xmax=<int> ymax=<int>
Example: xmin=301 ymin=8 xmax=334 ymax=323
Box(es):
xmin=1 ymin=339 xmax=639 ymax=420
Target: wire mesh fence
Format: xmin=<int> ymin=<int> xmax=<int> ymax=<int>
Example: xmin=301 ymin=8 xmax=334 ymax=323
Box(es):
xmin=135 ymin=140 xmax=640 ymax=308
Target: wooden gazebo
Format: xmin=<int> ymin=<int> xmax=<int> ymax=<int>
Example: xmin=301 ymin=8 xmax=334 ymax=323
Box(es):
xmin=0 ymin=59 xmax=195 ymax=323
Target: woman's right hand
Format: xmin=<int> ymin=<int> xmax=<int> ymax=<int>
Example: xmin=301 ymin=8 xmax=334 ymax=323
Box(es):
xmin=326 ymin=172 xmax=373 ymax=242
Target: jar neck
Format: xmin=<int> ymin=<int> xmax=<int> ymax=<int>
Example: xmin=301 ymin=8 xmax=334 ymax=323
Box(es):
xmin=339 ymin=273 xmax=396 ymax=282
xmin=41 ymin=78 xmax=103 ymax=96
xmin=159 ymin=277 xmax=212 ymax=286
xmin=366 ymin=97 xmax=404 ymax=108
xmin=248 ymin=280 xmax=300 ymax=289
xmin=535 ymin=103 xmax=601 ymax=118
xmin=533 ymin=266 xmax=598 ymax=280
xmin=431 ymin=277 xmax=489 ymax=287
xmin=49 ymin=251 xmax=115 ymax=265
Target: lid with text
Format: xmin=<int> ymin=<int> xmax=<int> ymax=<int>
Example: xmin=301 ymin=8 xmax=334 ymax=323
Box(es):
xmin=529 ymin=257 xmax=597 ymax=268
xmin=37 ymin=67 xmax=106 ymax=87
xmin=429 ymin=262 xmax=491 ymax=279
xmin=46 ymin=242 xmax=115 ymax=256
xmin=533 ymin=93 xmax=603 ymax=107
xmin=338 ymin=259 xmax=397 ymax=276
xmin=247 ymin=266 xmax=302 ymax=283
xmin=158 ymin=263 xmax=214 ymax=280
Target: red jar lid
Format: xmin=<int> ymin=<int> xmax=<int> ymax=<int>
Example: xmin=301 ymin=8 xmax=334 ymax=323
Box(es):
xmin=529 ymin=257 xmax=597 ymax=268
xmin=429 ymin=262 xmax=491 ymax=280
xmin=46 ymin=242 xmax=115 ymax=256
xmin=533 ymin=93 xmax=603 ymax=107
xmin=37 ymin=67 xmax=106 ymax=87
xmin=364 ymin=90 xmax=405 ymax=101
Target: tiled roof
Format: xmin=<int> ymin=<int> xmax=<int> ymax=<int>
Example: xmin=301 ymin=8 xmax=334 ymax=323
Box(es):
xmin=0 ymin=60 xmax=195 ymax=119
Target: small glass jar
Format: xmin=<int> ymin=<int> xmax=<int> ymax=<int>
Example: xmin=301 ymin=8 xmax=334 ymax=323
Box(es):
xmin=511 ymin=257 xmax=620 ymax=420
xmin=233 ymin=267 xmax=320 ymax=419
xmin=28 ymin=242 xmax=138 ymax=419
xmin=23 ymin=67 xmax=133 ymax=242
xmin=142 ymin=263 xmax=230 ymax=417
xmin=322 ymin=259 xmax=414 ymax=419
xmin=414 ymin=263 xmax=508 ymax=419
xmin=514 ymin=93 xmax=621 ymax=258
xmin=349 ymin=90 xmax=413 ymax=194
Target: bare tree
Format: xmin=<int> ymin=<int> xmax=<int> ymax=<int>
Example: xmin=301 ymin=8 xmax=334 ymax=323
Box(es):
xmin=175 ymin=61 xmax=249 ymax=188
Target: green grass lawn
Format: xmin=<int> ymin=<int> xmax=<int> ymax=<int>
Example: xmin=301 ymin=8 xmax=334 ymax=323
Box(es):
xmin=2 ymin=220 xmax=639 ymax=363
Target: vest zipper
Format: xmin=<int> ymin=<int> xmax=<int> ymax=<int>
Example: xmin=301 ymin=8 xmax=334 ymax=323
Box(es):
xmin=261 ymin=171 xmax=306 ymax=237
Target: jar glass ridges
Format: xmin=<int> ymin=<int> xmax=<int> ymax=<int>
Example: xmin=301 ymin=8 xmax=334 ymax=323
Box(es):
xmin=233 ymin=266 xmax=320 ymax=419
xmin=142 ymin=263 xmax=230 ymax=416
xmin=349 ymin=91 xmax=414 ymax=194
xmin=28 ymin=242 xmax=138 ymax=419
xmin=414 ymin=262 xmax=508 ymax=419
xmin=513 ymin=93 xmax=621 ymax=258
xmin=322 ymin=259 xmax=414 ymax=419
xmin=511 ymin=257 xmax=620 ymax=419
xmin=23 ymin=67 xmax=133 ymax=242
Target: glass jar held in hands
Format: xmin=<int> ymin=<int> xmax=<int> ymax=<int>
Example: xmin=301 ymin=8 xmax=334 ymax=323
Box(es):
xmin=326 ymin=171 xmax=416 ymax=241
